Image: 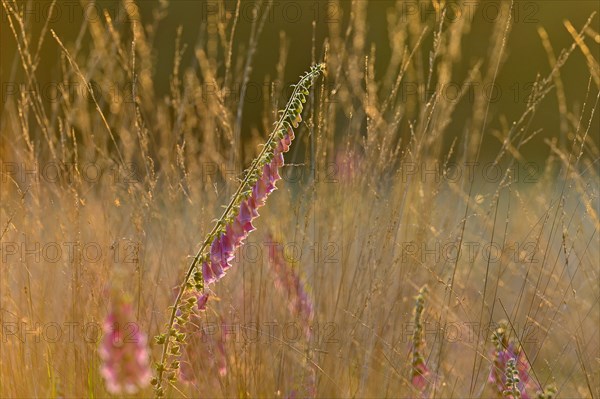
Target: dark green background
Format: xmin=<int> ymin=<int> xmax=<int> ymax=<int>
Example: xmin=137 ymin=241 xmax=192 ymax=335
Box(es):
xmin=2 ymin=1 xmax=598 ymax=162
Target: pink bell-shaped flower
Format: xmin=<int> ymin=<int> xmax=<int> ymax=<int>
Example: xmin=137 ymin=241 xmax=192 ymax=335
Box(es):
xmin=99 ymin=293 xmax=152 ymax=394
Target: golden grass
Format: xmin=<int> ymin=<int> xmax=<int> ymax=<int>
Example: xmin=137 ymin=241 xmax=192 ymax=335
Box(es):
xmin=1 ymin=1 xmax=598 ymax=398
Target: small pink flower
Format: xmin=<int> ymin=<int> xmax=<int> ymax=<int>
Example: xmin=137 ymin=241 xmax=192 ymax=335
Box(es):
xmin=489 ymin=323 xmax=534 ymax=399
xmin=489 ymin=343 xmax=532 ymax=399
xmin=272 ymin=152 xmax=285 ymax=168
xmin=99 ymin=294 xmax=151 ymax=394
xmin=252 ymin=178 xmax=270 ymax=204
xmin=208 ymin=256 xmax=226 ymax=281
xmin=203 ymin=130 xmax=295 ymax=286
xmin=411 ymin=359 xmax=430 ymax=390
xmin=220 ymin=233 xmax=235 ymax=262
xmin=229 ymin=220 xmax=246 ymax=244
xmin=196 ymin=293 xmax=209 ymax=311
xmin=247 ymin=196 xmax=260 ymax=216
xmin=202 ymin=260 xmax=216 ymax=284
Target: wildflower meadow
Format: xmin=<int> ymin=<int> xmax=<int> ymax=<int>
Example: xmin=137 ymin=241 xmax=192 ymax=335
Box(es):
xmin=1 ymin=1 xmax=598 ymax=398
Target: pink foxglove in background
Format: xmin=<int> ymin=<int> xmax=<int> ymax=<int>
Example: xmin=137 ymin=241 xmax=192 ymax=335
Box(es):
xmin=489 ymin=321 xmax=534 ymax=399
xmin=99 ymin=292 xmax=152 ymax=394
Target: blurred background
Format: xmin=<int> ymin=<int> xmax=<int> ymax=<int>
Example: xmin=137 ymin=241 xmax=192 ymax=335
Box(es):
xmin=2 ymin=0 xmax=598 ymax=163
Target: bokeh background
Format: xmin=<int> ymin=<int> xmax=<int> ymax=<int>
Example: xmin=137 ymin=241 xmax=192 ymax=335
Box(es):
xmin=2 ymin=0 xmax=598 ymax=163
